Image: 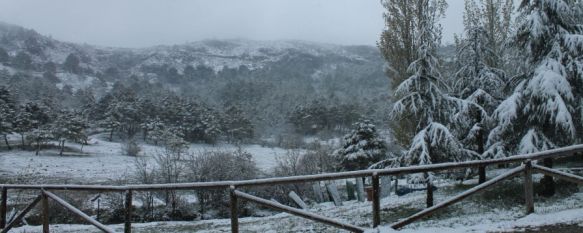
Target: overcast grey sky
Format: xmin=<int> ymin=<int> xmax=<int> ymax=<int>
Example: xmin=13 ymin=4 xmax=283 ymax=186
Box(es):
xmin=0 ymin=0 xmax=464 ymax=48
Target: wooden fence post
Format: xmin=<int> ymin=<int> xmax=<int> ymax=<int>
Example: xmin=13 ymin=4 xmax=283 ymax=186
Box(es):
xmin=478 ymin=166 xmax=486 ymax=184
xmin=540 ymin=158 xmax=555 ymax=197
xmin=524 ymin=160 xmax=534 ymax=214
xmin=372 ymin=173 xmax=380 ymax=228
xmin=0 ymin=187 xmax=6 ymax=229
xmin=124 ymin=190 xmax=132 ymax=233
xmin=230 ymin=186 xmax=239 ymax=233
xmin=426 ymin=173 xmax=433 ymax=208
xmin=42 ymin=192 xmax=49 ymax=233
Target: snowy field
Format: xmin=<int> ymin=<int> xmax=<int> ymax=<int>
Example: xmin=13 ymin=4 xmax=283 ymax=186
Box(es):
xmin=0 ymin=134 xmax=290 ymax=184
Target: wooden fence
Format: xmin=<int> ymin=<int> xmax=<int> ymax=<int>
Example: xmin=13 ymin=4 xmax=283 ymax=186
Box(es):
xmin=2 ymin=145 xmax=583 ymax=232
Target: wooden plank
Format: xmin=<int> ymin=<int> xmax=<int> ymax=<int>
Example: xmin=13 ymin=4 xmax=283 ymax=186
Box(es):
xmin=1 ymin=195 xmax=41 ymax=233
xmin=533 ymin=164 xmax=583 ymax=185
xmin=125 ymin=190 xmax=132 ymax=233
xmin=372 ymin=173 xmax=380 ymax=227
xmin=345 ymin=181 xmax=356 ymax=201
xmin=381 ymin=176 xmax=391 ymax=198
xmin=524 ymin=161 xmax=534 ymax=214
xmin=234 ymin=190 xmax=365 ymax=233
xmin=43 ymin=191 xmax=114 ymax=233
xmin=326 ymin=183 xmax=343 ymax=206
xmin=289 ymin=191 xmax=308 ymax=209
xmin=355 ymin=178 xmax=365 ymax=202
xmin=312 ymin=183 xmax=324 ymax=203
xmin=42 ymin=193 xmax=49 ymax=233
xmin=0 ymin=187 xmax=6 ymax=229
xmin=391 ymin=165 xmax=524 ymax=230
xmin=230 ymin=186 xmax=239 ymax=233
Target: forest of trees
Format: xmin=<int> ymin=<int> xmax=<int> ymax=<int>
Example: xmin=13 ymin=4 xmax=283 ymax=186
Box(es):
xmin=378 ymin=0 xmax=583 ymax=190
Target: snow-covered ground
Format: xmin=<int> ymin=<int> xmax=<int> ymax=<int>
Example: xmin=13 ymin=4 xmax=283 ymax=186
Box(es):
xmin=0 ymin=134 xmax=290 ymax=184
xmin=9 ymin=182 xmax=583 ymax=232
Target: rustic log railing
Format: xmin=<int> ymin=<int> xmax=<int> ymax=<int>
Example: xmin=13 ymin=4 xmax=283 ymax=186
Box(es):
xmin=1 ymin=145 xmax=583 ymax=232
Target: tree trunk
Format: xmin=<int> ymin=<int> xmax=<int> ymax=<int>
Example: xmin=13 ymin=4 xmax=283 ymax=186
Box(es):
xmin=36 ymin=140 xmax=40 ymax=156
xmin=476 ymin=112 xmax=486 ymax=184
xmin=109 ymin=128 xmax=114 ymax=141
xmin=20 ymin=134 xmax=25 ymax=149
xmin=4 ymin=134 xmax=11 ymax=150
xmin=59 ymin=140 xmax=65 ymax=156
xmin=539 ymin=158 xmax=555 ymax=197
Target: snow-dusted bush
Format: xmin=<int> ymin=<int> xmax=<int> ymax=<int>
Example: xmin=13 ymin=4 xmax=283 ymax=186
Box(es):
xmin=335 ymin=120 xmax=387 ymax=170
xmin=122 ymin=139 xmax=141 ymax=157
xmin=186 ymin=149 xmax=258 ymax=218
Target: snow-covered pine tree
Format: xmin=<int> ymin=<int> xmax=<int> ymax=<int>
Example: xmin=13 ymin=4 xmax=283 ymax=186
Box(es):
xmin=489 ymin=0 xmax=583 ymax=154
xmin=53 ymin=110 xmax=88 ymax=155
xmin=379 ymin=0 xmax=447 ymax=148
xmin=335 ymin=120 xmax=388 ymax=171
xmin=453 ymin=0 xmax=508 ymax=182
xmin=489 ymin=0 xmax=583 ymax=196
xmin=28 ymin=126 xmax=52 ymax=156
xmin=223 ymin=105 xmax=254 ymax=143
xmin=0 ymin=86 xmax=16 ymax=149
xmin=13 ymin=102 xmax=50 ymax=148
xmin=391 ymin=0 xmax=464 ymax=167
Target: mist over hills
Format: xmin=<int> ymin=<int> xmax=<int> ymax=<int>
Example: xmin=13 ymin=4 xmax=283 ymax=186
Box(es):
xmin=0 ymin=22 xmax=390 ymax=136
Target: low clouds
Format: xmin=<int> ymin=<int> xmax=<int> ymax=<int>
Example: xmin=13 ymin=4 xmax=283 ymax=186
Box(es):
xmin=0 ymin=0 xmax=463 ymax=48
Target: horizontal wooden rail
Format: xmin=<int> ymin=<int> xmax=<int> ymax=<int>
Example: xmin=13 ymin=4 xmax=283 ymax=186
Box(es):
xmin=43 ymin=191 xmax=115 ymax=233
xmin=392 ymin=165 xmax=525 ymax=229
xmin=533 ymin=165 xmax=583 ymax=185
xmin=2 ymin=145 xmax=582 ymax=192
xmin=1 ymin=195 xmax=42 ymax=233
xmin=234 ymin=190 xmax=366 ymax=233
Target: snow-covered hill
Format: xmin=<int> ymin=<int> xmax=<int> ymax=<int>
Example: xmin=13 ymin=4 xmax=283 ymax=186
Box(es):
xmin=0 ymin=21 xmax=384 ymax=87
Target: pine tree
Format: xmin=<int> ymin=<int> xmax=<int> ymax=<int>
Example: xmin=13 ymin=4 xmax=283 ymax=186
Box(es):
xmin=489 ymin=0 xmax=583 ymax=155
xmin=53 ymin=110 xmax=88 ymax=155
xmin=380 ymin=0 xmax=448 ymax=147
xmin=223 ymin=105 xmax=254 ymax=143
xmin=453 ymin=0 xmax=509 ymax=182
xmin=63 ymin=53 xmax=81 ymax=74
xmin=0 ymin=47 xmax=8 ymax=64
xmin=335 ymin=120 xmax=388 ymax=171
xmin=489 ymin=0 xmax=583 ymax=196
xmin=13 ymin=102 xmax=50 ymax=148
xmin=0 ymin=86 xmax=16 ymax=149
xmin=391 ymin=0 xmax=464 ymax=167
xmin=13 ymin=52 xmax=32 ymax=70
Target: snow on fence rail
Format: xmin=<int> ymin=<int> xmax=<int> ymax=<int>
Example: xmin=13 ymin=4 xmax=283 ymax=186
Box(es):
xmin=1 ymin=145 xmax=583 ymax=232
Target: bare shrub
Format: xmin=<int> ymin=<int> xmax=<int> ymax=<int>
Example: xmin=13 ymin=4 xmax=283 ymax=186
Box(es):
xmin=186 ymin=148 xmax=258 ymax=218
xmin=271 ymin=142 xmax=337 ymax=204
xmin=122 ymin=139 xmax=141 ymax=157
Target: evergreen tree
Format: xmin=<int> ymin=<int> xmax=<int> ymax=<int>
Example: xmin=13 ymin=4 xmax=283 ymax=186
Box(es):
xmin=12 ymin=52 xmax=32 ymax=70
xmin=453 ymin=0 xmax=508 ymax=182
xmin=489 ymin=0 xmax=583 ymax=155
xmin=380 ymin=0 xmax=448 ymax=147
xmin=223 ymin=105 xmax=254 ymax=143
xmin=391 ymin=0 xmax=464 ymax=166
xmin=53 ymin=110 xmax=88 ymax=155
xmin=335 ymin=120 xmax=388 ymax=171
xmin=489 ymin=0 xmax=583 ymax=196
xmin=28 ymin=126 xmax=53 ymax=156
xmin=13 ymin=102 xmax=50 ymax=148
xmin=0 ymin=47 xmax=8 ymax=64
xmin=0 ymin=86 xmax=16 ymax=149
xmin=63 ymin=53 xmax=81 ymax=74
